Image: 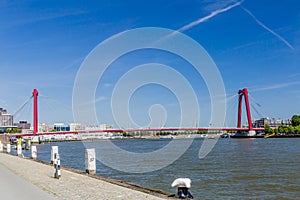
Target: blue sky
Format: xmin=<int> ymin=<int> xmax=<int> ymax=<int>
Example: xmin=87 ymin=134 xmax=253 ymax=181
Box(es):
xmin=1 ymin=0 xmax=300 ymax=128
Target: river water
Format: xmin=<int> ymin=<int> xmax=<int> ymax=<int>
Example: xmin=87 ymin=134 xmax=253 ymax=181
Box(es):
xmin=17 ymin=138 xmax=300 ymax=199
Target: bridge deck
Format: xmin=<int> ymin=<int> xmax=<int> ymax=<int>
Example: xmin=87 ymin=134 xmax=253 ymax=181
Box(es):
xmin=11 ymin=127 xmax=264 ymax=137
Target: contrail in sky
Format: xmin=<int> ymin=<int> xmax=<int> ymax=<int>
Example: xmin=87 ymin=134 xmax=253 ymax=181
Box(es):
xmin=177 ymin=0 xmax=244 ymax=33
xmin=163 ymin=0 xmax=294 ymax=51
xmin=251 ymin=81 xmax=300 ymax=92
xmin=158 ymin=0 xmax=243 ymax=42
xmin=241 ymin=6 xmax=294 ymax=50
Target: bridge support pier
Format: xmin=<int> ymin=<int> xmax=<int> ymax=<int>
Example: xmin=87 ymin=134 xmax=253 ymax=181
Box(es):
xmin=248 ymin=130 xmax=256 ymax=136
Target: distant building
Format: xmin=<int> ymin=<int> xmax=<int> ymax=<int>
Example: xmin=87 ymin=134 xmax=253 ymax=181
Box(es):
xmin=14 ymin=120 xmax=31 ymax=130
xmin=54 ymin=123 xmax=70 ymax=131
xmin=38 ymin=123 xmax=54 ymax=132
xmin=0 ymin=108 xmax=13 ymax=127
xmin=254 ymin=118 xmax=269 ymax=128
xmin=69 ymin=123 xmax=84 ymax=131
xmin=85 ymin=124 xmax=114 ymax=130
xmin=0 ymin=108 xmax=7 ymax=115
xmin=99 ymin=124 xmax=114 ymax=130
xmin=254 ymin=117 xmax=291 ymax=129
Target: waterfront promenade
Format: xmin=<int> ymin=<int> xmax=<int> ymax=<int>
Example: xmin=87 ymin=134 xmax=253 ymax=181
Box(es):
xmin=0 ymin=153 xmax=168 ymax=200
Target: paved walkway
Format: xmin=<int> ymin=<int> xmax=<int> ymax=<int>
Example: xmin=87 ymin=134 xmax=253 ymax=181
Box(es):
xmin=0 ymin=153 xmax=168 ymax=200
xmin=0 ymin=162 xmax=55 ymax=200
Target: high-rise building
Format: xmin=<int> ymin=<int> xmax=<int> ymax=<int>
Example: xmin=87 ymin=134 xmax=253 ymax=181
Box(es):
xmin=0 ymin=108 xmax=13 ymax=126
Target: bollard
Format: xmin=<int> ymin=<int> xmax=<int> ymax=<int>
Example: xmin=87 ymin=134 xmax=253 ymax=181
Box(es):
xmin=6 ymin=144 xmax=11 ymax=153
xmin=17 ymin=144 xmax=22 ymax=156
xmin=53 ymin=153 xmax=61 ymax=179
xmin=17 ymin=138 xmax=22 ymax=149
xmin=171 ymin=178 xmax=194 ymax=199
xmin=25 ymin=139 xmax=31 ymax=150
xmin=85 ymin=148 xmax=96 ymax=174
xmin=51 ymin=146 xmax=58 ymax=164
xmin=31 ymin=146 xmax=37 ymax=159
xmin=0 ymin=142 xmax=3 ymax=152
xmin=27 ymin=139 xmax=31 ymax=149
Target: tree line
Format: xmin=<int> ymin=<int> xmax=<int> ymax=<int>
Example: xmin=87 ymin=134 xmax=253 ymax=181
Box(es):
xmin=265 ymin=115 xmax=300 ymax=134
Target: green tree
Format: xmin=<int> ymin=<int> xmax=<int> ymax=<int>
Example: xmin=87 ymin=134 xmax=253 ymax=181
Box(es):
xmin=288 ymin=126 xmax=295 ymax=134
xmin=291 ymin=115 xmax=300 ymax=126
xmin=197 ymin=130 xmax=208 ymax=134
xmin=283 ymin=126 xmax=289 ymax=134
xmin=278 ymin=126 xmax=284 ymax=133
xmin=264 ymin=124 xmax=273 ymax=134
xmin=6 ymin=128 xmax=21 ymax=133
xmin=294 ymin=125 xmax=300 ymax=133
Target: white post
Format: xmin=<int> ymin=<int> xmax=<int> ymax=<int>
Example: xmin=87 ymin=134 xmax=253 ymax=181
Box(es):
xmin=6 ymin=144 xmax=11 ymax=153
xmin=0 ymin=142 xmax=3 ymax=152
xmin=25 ymin=139 xmax=31 ymax=150
xmin=54 ymin=153 xmax=61 ymax=179
xmin=85 ymin=148 xmax=96 ymax=174
xmin=31 ymin=146 xmax=37 ymax=159
xmin=17 ymin=144 xmax=22 ymax=156
xmin=51 ymin=146 xmax=58 ymax=164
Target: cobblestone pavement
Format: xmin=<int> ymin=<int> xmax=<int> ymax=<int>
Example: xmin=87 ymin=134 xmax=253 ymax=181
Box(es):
xmin=0 ymin=153 xmax=167 ymax=200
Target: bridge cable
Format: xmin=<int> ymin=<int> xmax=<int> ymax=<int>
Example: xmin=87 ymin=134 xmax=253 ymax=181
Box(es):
xmin=13 ymin=96 xmax=33 ymax=117
xmin=225 ymin=94 xmax=239 ymax=127
xmin=249 ymin=94 xmax=265 ymax=119
xmin=39 ymin=94 xmax=72 ymax=111
xmin=39 ymin=94 xmax=72 ymax=124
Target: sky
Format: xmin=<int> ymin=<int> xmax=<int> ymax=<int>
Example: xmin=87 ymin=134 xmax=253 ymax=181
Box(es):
xmin=1 ymin=0 xmax=300 ymax=128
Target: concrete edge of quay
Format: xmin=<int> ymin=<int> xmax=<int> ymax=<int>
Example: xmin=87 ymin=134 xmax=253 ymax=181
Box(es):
xmin=0 ymin=152 xmax=176 ymax=199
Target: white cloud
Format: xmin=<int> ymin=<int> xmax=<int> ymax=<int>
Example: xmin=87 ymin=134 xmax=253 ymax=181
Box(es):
xmin=289 ymin=73 xmax=300 ymax=78
xmin=61 ymin=56 xmax=85 ymax=72
xmin=104 ymin=83 xmax=113 ymax=87
xmin=95 ymin=96 xmax=108 ymax=103
xmin=3 ymin=9 xmax=88 ymax=29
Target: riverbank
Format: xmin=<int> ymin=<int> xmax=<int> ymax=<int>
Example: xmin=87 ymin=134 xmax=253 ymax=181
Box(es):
xmin=230 ymin=134 xmax=300 ymax=138
xmin=0 ymin=152 xmax=171 ymax=200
